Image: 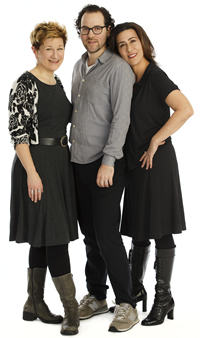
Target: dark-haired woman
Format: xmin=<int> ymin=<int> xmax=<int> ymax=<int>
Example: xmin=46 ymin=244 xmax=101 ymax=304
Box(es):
xmin=109 ymin=22 xmax=193 ymax=326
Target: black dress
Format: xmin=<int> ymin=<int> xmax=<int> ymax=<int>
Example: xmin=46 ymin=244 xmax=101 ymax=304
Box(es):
xmin=121 ymin=62 xmax=186 ymax=241
xmin=9 ymin=73 xmax=78 ymax=247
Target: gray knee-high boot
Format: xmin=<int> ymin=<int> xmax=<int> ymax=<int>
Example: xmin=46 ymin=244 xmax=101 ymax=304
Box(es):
xmin=23 ymin=268 xmax=63 ymax=323
xmin=142 ymin=248 xmax=175 ymax=326
xmin=53 ymin=273 xmax=79 ymax=335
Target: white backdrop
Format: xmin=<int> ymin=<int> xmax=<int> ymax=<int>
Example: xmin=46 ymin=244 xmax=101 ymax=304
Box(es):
xmin=1 ymin=0 xmax=199 ymax=337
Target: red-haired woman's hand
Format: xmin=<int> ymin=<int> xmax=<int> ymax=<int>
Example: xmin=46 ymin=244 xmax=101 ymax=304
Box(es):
xmin=27 ymin=172 xmax=44 ymax=203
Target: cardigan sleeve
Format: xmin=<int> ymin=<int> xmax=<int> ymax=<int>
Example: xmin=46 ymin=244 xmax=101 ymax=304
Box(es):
xmin=8 ymin=72 xmax=39 ymax=148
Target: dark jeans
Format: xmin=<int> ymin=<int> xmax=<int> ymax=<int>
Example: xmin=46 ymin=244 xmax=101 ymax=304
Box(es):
xmin=73 ymin=157 xmax=136 ymax=308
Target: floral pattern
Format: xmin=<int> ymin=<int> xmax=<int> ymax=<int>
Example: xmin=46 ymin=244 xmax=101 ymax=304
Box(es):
xmin=8 ymin=72 xmax=64 ymax=147
xmin=8 ymin=72 xmax=39 ymax=147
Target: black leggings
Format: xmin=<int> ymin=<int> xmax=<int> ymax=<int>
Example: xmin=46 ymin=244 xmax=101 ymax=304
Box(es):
xmin=133 ymin=234 xmax=176 ymax=249
xmin=29 ymin=244 xmax=70 ymax=278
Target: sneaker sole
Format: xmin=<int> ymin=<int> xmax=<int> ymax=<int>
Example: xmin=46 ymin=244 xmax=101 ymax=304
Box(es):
xmin=108 ymin=318 xmax=140 ymax=332
xmin=79 ymin=307 xmax=109 ymax=320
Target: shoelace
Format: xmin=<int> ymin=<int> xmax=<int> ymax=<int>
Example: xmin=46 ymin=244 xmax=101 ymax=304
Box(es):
xmin=114 ymin=304 xmax=130 ymax=320
xmin=80 ymin=294 xmax=95 ymax=306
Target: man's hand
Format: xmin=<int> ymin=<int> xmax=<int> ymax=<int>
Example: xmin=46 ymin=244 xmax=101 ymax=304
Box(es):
xmin=96 ymin=164 xmax=114 ymax=188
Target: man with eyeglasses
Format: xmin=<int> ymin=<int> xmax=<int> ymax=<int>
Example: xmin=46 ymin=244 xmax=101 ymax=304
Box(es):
xmin=70 ymin=4 xmax=138 ymax=333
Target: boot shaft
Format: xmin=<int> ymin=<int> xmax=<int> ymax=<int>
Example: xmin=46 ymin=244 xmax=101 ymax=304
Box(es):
xmin=155 ymin=248 xmax=175 ymax=293
xmin=27 ymin=268 xmax=46 ymax=301
xmin=129 ymin=243 xmax=151 ymax=287
xmin=23 ymin=268 xmax=63 ymax=323
xmin=52 ymin=273 xmax=79 ymax=334
xmin=52 ymin=273 xmax=78 ymax=311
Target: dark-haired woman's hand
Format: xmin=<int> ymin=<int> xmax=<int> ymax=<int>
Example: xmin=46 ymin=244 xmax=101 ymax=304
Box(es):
xmin=140 ymin=139 xmax=165 ymax=170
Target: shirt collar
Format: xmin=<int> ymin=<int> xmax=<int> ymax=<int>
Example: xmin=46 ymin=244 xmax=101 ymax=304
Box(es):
xmin=81 ymin=47 xmax=113 ymax=65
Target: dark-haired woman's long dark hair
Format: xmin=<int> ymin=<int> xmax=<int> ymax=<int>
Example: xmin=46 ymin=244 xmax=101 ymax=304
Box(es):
xmin=109 ymin=22 xmax=157 ymax=64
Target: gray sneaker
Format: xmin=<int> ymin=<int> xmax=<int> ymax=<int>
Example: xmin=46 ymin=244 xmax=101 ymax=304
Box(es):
xmin=79 ymin=293 xmax=108 ymax=319
xmin=108 ymin=303 xmax=139 ymax=332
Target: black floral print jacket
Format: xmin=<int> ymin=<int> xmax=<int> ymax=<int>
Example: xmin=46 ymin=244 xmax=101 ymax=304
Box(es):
xmin=8 ymin=72 xmax=64 ymax=147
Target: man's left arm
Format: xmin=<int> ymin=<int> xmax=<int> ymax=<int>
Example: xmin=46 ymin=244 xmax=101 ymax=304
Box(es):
xmin=96 ymin=60 xmax=135 ymax=188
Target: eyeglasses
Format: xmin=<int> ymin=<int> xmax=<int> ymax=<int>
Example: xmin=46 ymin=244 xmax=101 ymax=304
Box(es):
xmin=79 ymin=25 xmax=107 ymax=35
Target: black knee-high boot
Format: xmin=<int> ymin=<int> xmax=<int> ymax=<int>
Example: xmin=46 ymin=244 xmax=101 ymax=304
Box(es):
xmin=141 ymin=248 xmax=175 ymax=326
xmin=129 ymin=243 xmax=151 ymax=312
xmin=109 ymin=242 xmax=150 ymax=314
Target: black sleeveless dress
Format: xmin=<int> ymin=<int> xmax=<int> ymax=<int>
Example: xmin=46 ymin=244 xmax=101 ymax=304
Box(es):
xmin=9 ymin=73 xmax=78 ymax=247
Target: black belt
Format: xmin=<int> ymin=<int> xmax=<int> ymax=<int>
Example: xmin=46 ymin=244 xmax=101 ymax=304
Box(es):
xmin=38 ymin=136 xmax=68 ymax=147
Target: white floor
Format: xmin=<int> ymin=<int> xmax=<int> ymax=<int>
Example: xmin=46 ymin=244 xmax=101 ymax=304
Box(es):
xmin=1 ymin=231 xmax=199 ymax=338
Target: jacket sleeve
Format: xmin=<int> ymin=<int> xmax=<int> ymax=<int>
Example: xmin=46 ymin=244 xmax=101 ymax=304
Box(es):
xmin=8 ymin=73 xmax=39 ymax=148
